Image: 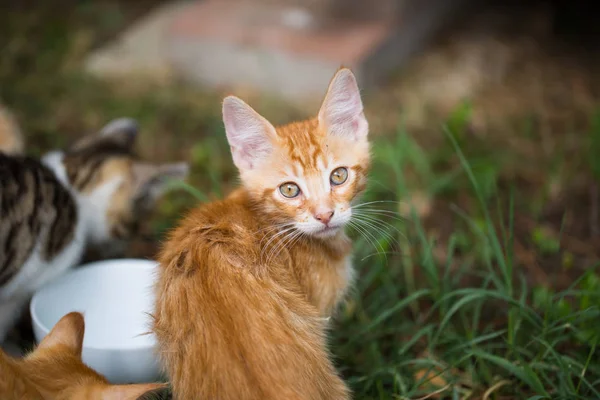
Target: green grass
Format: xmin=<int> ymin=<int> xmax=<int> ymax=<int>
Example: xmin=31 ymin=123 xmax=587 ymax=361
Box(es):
xmin=1 ymin=2 xmax=599 ymax=399
xmin=328 ymin=120 xmax=600 ymax=399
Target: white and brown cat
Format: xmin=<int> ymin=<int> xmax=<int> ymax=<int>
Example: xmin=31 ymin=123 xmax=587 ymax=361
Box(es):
xmin=154 ymin=68 xmax=369 ymax=399
xmin=0 ymin=118 xmax=188 ymax=343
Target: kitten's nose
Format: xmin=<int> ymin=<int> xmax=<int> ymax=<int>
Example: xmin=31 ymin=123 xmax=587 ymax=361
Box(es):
xmin=314 ymin=210 xmax=334 ymax=225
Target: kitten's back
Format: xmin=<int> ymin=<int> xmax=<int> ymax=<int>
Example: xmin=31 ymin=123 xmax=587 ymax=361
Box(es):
xmin=0 ymin=351 xmax=43 ymax=399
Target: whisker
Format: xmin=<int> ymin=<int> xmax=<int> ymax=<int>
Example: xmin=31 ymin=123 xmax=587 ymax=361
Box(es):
xmin=352 ymin=206 xmax=404 ymax=214
xmin=258 ymin=224 xmax=296 ymax=249
xmin=353 ymin=210 xmax=402 ymax=225
xmin=255 ymin=222 xmax=295 ymax=236
xmin=351 ymin=200 xmax=402 ymax=209
xmin=348 ymin=220 xmax=387 ymax=261
xmin=285 ymin=230 xmax=305 ymax=258
xmin=356 ymin=218 xmax=394 ymax=244
xmin=351 ymin=213 xmax=406 ymax=239
xmin=264 ymin=236 xmax=285 ymax=266
xmin=351 ymin=216 xmax=396 ymax=244
xmin=352 ymin=207 xmax=402 ymax=213
xmin=266 ymin=228 xmax=302 ymax=266
xmin=351 ymin=221 xmax=388 ymax=262
xmin=347 ymin=220 xmax=373 ymax=249
xmin=352 ymin=209 xmax=407 ymax=223
xmin=360 ymin=250 xmax=406 ymax=261
xmin=261 ymin=226 xmax=297 ymax=263
xmin=266 ymin=226 xmax=302 ymax=265
xmin=261 ymin=226 xmax=295 ymax=251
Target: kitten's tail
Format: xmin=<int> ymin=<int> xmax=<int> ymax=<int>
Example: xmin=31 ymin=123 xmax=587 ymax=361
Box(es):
xmin=0 ymin=105 xmax=24 ymax=155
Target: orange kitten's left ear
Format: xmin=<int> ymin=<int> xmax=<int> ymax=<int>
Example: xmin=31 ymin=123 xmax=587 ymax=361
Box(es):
xmin=318 ymin=68 xmax=368 ymax=141
xmin=100 ymin=383 xmax=167 ymax=400
xmin=36 ymin=312 xmax=85 ymax=356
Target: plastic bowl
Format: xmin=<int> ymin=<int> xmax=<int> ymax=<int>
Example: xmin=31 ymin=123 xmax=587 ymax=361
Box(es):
xmin=30 ymin=258 xmax=161 ymax=383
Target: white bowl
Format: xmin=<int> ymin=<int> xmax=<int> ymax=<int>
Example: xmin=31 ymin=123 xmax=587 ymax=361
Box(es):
xmin=30 ymin=259 xmax=161 ymax=384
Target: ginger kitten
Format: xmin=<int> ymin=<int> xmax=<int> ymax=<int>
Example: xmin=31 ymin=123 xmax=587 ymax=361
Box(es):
xmin=0 ymin=312 xmax=165 ymax=400
xmin=153 ymin=68 xmax=369 ymax=399
xmin=0 ymin=118 xmax=188 ymax=343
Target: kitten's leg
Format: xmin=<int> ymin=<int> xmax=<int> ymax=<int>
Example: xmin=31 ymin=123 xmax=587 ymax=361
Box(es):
xmin=0 ymin=295 xmax=28 ymax=344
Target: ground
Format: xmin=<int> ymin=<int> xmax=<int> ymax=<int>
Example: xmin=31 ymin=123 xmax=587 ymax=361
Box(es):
xmin=1 ymin=1 xmax=599 ymax=399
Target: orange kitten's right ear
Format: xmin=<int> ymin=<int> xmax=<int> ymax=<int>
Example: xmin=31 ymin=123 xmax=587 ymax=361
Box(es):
xmin=36 ymin=312 xmax=85 ymax=357
xmin=222 ymin=96 xmax=277 ymax=170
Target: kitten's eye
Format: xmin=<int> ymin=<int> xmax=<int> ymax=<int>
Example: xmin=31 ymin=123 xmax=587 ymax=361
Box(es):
xmin=330 ymin=167 xmax=348 ymax=186
xmin=279 ymin=182 xmax=300 ymax=198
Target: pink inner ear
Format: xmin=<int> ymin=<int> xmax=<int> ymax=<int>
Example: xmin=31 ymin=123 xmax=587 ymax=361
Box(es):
xmin=223 ymin=96 xmax=275 ymax=170
xmin=320 ymin=70 xmax=367 ymax=139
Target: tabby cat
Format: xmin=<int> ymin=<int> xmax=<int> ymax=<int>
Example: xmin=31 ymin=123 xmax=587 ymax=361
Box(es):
xmin=0 ymin=118 xmax=189 ymax=343
xmin=153 ymin=68 xmax=369 ymax=399
xmin=0 ymin=311 xmax=165 ymax=399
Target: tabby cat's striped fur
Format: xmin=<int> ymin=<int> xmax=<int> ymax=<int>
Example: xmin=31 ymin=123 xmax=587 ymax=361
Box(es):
xmin=0 ymin=118 xmax=188 ymax=342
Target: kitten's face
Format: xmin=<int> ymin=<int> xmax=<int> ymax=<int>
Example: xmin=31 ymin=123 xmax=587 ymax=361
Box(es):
xmin=246 ymin=120 xmax=369 ymax=238
xmin=223 ymin=68 xmax=369 ymax=238
xmin=0 ymin=312 xmax=164 ymax=400
xmin=42 ymin=119 xmax=188 ymax=254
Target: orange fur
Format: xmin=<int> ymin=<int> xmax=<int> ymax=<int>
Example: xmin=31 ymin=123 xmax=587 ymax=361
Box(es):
xmin=0 ymin=312 xmax=165 ymax=400
xmin=154 ymin=68 xmax=370 ymax=399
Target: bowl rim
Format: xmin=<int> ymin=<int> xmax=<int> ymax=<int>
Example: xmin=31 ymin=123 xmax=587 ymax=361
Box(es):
xmin=30 ymin=258 xmax=159 ymax=351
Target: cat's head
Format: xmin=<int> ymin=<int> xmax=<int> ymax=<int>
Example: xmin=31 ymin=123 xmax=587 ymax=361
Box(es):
xmin=223 ymin=68 xmax=369 ymax=238
xmin=1 ymin=312 xmax=165 ymax=399
xmin=42 ymin=119 xmax=189 ymax=254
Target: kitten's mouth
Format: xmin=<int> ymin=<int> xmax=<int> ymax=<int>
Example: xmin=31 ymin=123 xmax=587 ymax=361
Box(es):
xmin=314 ymin=224 xmax=342 ymax=237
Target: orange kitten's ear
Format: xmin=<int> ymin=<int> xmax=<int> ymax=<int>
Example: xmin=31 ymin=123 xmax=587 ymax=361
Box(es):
xmin=99 ymin=383 xmax=168 ymax=400
xmin=222 ymin=96 xmax=277 ymax=170
xmin=36 ymin=312 xmax=85 ymax=356
xmin=318 ymin=68 xmax=368 ymax=140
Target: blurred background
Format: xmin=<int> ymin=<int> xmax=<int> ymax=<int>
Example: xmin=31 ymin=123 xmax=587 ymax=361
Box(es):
xmin=2 ymin=0 xmax=600 ymax=398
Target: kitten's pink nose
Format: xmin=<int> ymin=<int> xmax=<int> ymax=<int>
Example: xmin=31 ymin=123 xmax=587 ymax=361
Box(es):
xmin=314 ymin=210 xmax=334 ymax=225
